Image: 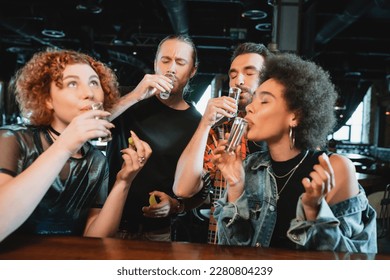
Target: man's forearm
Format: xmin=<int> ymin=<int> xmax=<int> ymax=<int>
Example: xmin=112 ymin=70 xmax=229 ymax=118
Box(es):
xmin=173 ymin=120 xmax=211 ymax=198
xmin=109 ymin=84 xmax=154 ymax=121
xmin=109 ymin=91 xmax=139 ymax=121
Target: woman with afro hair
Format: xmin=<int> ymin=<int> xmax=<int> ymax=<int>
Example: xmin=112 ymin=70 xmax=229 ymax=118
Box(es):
xmin=213 ymin=52 xmax=377 ymax=253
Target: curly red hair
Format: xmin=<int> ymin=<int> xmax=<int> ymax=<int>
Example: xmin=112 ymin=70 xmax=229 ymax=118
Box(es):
xmin=15 ymin=48 xmax=120 ymax=126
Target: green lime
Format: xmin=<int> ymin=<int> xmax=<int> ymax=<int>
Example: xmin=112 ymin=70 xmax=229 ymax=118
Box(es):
xmin=128 ymin=137 xmax=136 ymax=149
xmin=149 ymin=194 xmax=158 ymax=205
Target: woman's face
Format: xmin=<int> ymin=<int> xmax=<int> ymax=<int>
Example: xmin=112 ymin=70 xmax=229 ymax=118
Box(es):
xmin=46 ymin=63 xmax=104 ymax=129
xmin=245 ymin=78 xmax=296 ymax=145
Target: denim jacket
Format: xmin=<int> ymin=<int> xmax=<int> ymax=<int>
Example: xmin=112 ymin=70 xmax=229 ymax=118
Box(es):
xmin=214 ymin=151 xmax=378 ymax=253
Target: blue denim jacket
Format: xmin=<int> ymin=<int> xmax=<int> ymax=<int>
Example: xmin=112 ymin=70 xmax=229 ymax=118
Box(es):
xmin=214 ymin=152 xmax=378 ymax=253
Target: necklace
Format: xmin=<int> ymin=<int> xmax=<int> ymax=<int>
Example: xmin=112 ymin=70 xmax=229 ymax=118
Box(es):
xmin=272 ymin=150 xmax=309 ymax=179
xmin=47 ymin=126 xmax=60 ymax=142
xmin=48 ymin=126 xmax=61 ymax=136
xmin=251 ymin=141 xmax=263 ymax=148
xmin=273 ymin=150 xmax=309 ymax=200
xmin=45 ymin=126 xmax=85 ymax=157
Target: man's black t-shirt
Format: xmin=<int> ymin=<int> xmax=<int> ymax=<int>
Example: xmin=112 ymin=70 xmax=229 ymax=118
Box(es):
xmin=106 ymin=96 xmax=201 ymax=232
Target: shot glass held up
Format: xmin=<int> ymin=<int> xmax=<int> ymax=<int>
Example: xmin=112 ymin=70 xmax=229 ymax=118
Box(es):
xmin=91 ymin=102 xmax=112 ymax=143
xmin=213 ymin=87 xmax=241 ymax=127
xmin=159 ymin=73 xmax=175 ymax=100
xmin=225 ymin=117 xmax=248 ymax=154
xmin=228 ymin=87 xmax=241 ymax=102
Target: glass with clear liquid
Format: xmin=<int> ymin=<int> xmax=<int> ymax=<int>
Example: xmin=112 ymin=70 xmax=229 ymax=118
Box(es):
xmin=225 ymin=117 xmax=248 ymax=153
xmin=213 ymin=87 xmax=241 ymax=127
xmin=91 ymin=102 xmax=112 ymax=142
xmin=159 ymin=73 xmax=175 ymax=100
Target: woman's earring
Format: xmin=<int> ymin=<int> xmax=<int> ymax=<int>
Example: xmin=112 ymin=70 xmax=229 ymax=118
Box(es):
xmin=289 ymin=126 xmax=295 ymax=150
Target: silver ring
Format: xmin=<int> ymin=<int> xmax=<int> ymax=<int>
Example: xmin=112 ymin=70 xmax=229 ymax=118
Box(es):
xmin=138 ymin=156 xmax=146 ymax=164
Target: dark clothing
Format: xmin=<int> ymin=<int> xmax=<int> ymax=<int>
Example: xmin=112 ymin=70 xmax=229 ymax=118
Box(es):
xmin=215 ymin=149 xmax=377 ymax=253
xmin=269 ymin=150 xmax=324 ymax=248
xmin=107 ymin=96 xmax=201 ymax=233
xmin=0 ymin=124 xmax=107 ymax=235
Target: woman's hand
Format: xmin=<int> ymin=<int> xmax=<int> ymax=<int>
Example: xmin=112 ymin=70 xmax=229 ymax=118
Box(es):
xmin=142 ymin=191 xmax=174 ymax=218
xmin=212 ymin=137 xmax=245 ymax=201
xmin=301 ymin=153 xmax=335 ymax=219
xmin=116 ymin=131 xmax=152 ymax=187
xmin=54 ymin=109 xmax=114 ymax=156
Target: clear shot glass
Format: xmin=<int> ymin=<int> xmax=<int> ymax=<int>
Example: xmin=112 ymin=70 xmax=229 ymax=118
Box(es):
xmin=159 ymin=73 xmax=175 ymax=100
xmin=213 ymin=87 xmax=241 ymax=127
xmin=228 ymin=87 xmax=241 ymax=117
xmin=225 ymin=117 xmax=248 ymax=153
xmin=91 ymin=102 xmax=112 ymax=142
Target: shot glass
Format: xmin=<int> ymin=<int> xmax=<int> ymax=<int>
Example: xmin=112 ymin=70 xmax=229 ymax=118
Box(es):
xmin=225 ymin=117 xmax=248 ymax=153
xmin=159 ymin=73 xmax=175 ymax=100
xmin=213 ymin=87 xmax=241 ymax=127
xmin=228 ymin=87 xmax=241 ymax=117
xmin=91 ymin=102 xmax=112 ymax=142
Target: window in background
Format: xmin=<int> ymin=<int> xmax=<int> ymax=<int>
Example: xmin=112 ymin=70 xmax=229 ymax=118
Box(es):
xmin=333 ymin=125 xmax=352 ymax=141
xmin=333 ymin=87 xmax=372 ymax=144
xmin=195 ymin=85 xmax=211 ymax=115
xmin=333 ymin=102 xmax=363 ymax=142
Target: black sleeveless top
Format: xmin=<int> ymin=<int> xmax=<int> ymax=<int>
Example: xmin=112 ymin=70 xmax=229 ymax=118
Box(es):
xmin=269 ymin=150 xmax=330 ymax=248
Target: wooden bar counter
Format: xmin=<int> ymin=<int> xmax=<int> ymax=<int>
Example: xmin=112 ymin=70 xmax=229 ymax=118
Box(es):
xmin=0 ymin=235 xmax=387 ymax=260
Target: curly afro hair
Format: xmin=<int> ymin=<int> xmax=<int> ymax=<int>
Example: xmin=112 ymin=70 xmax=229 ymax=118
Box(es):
xmin=259 ymin=53 xmax=338 ymax=150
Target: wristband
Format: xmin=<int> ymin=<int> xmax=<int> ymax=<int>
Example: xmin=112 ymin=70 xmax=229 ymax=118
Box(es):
xmin=176 ymin=198 xmax=185 ymax=214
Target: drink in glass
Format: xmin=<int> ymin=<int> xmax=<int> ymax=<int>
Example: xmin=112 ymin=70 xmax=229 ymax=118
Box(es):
xmin=213 ymin=87 xmax=241 ymax=127
xmin=91 ymin=102 xmax=112 ymax=142
xmin=225 ymin=117 xmax=247 ymax=153
xmin=228 ymin=87 xmax=241 ymax=117
xmin=159 ymin=73 xmax=175 ymax=99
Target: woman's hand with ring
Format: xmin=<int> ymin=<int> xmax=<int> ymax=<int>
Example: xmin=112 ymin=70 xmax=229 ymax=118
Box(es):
xmin=138 ymin=156 xmax=146 ymax=164
xmin=116 ymin=131 xmax=152 ymax=184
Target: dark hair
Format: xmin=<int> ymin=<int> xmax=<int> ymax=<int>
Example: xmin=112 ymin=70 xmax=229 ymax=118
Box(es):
xmin=260 ymin=52 xmax=337 ymax=150
xmin=155 ymin=34 xmax=199 ymax=68
xmin=15 ymin=48 xmax=120 ymax=126
xmin=231 ymin=42 xmax=271 ymax=63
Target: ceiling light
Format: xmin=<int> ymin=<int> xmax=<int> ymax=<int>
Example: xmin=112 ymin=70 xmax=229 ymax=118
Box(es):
xmin=76 ymin=3 xmax=103 ymax=14
xmin=344 ymin=71 xmax=362 ymax=78
xmin=255 ymin=23 xmax=272 ymax=31
xmin=41 ymin=29 xmax=66 ymax=38
xmin=6 ymin=47 xmax=28 ymax=53
xmin=241 ymin=10 xmax=267 ymax=20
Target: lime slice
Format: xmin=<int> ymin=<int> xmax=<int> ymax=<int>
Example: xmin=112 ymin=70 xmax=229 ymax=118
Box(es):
xmin=149 ymin=194 xmax=158 ymax=205
xmin=128 ymin=137 xmax=136 ymax=149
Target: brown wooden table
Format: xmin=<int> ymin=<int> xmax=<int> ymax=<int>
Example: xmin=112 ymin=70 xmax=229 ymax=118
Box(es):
xmin=0 ymin=235 xmax=387 ymax=260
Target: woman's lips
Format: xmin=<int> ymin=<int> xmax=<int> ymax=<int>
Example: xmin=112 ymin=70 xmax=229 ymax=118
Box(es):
xmin=244 ymin=117 xmax=252 ymax=126
xmin=80 ymin=104 xmax=93 ymax=111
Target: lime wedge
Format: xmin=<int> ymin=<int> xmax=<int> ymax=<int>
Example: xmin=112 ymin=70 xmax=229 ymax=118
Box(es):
xmin=149 ymin=194 xmax=158 ymax=205
xmin=128 ymin=137 xmax=136 ymax=150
